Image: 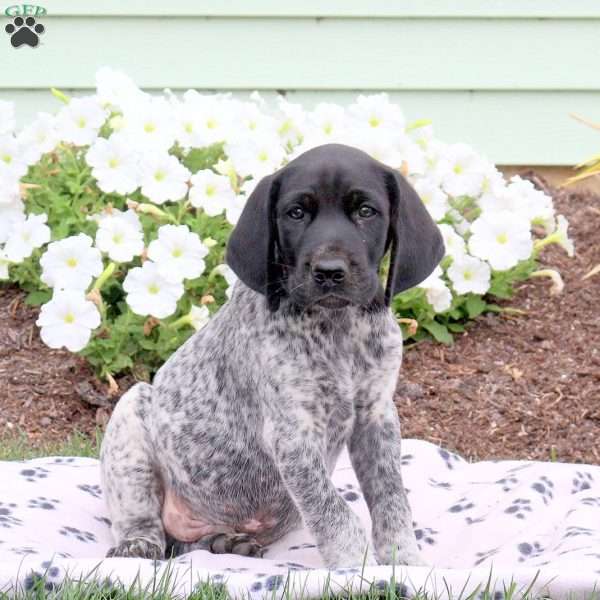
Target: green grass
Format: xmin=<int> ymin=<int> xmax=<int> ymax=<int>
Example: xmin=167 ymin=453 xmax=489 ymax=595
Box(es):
xmin=0 ymin=563 xmax=551 ymax=600
xmin=0 ymin=429 xmax=102 ymax=461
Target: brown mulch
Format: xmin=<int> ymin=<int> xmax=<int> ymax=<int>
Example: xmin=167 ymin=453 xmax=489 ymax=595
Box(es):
xmin=0 ymin=173 xmax=599 ymax=463
xmin=397 ymin=173 xmax=600 ymax=463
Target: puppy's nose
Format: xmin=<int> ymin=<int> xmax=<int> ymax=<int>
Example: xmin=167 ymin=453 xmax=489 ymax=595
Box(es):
xmin=312 ymin=258 xmax=348 ymax=287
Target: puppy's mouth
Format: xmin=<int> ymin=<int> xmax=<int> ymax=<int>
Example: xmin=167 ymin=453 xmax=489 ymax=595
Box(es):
xmin=314 ymin=294 xmax=352 ymax=309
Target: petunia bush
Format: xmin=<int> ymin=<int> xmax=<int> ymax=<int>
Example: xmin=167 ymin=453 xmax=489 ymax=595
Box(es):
xmin=0 ymin=68 xmax=574 ymax=384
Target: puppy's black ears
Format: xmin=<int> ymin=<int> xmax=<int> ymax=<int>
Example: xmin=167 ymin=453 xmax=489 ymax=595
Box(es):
xmin=225 ymin=173 xmax=284 ymax=310
xmin=383 ymin=169 xmax=445 ymax=305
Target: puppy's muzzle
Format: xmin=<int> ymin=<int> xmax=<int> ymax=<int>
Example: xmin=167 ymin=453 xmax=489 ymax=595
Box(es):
xmin=311 ymin=257 xmax=348 ymax=291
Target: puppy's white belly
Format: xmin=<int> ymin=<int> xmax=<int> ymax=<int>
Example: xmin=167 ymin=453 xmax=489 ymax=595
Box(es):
xmin=161 ymin=489 xmax=278 ymax=543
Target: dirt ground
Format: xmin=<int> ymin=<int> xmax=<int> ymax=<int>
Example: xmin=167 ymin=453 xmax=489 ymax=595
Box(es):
xmin=1 ymin=172 xmax=598 ymax=463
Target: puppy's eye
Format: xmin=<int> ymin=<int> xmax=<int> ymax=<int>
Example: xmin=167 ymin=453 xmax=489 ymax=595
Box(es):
xmin=287 ymin=206 xmax=305 ymax=220
xmin=357 ymin=205 xmax=377 ymax=218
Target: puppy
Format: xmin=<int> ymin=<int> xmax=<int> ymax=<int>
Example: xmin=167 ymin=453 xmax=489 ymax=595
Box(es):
xmin=100 ymin=143 xmax=444 ymax=567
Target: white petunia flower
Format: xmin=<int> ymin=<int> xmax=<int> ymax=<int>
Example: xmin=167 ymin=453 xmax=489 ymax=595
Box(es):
xmin=95 ymin=66 xmax=148 ymax=112
xmin=225 ymin=133 xmax=286 ymax=179
xmin=123 ymin=261 xmax=184 ymax=318
xmin=40 ymin=233 xmax=103 ymax=291
xmin=225 ymin=193 xmax=247 ymax=226
xmin=189 ymin=304 xmax=211 ymax=331
xmin=0 ymin=200 xmax=25 ymax=243
xmin=447 ymin=254 xmax=491 ymax=295
xmin=189 ymin=169 xmax=235 ymax=216
xmin=233 ymin=100 xmax=279 ymax=139
xmin=276 ymin=97 xmax=307 ymax=146
xmin=0 ymin=248 xmax=10 ymax=279
xmin=477 ymin=165 xmax=507 ymax=211
xmin=139 ymin=152 xmax=191 ymax=204
xmin=410 ymin=123 xmax=434 ymax=151
xmin=17 ymin=112 xmax=59 ymax=165
xmin=0 ymin=135 xmax=28 ymax=179
xmin=36 ymin=289 xmax=101 ymax=352
xmin=437 ymin=223 xmax=466 ymax=259
xmin=95 ymin=211 xmax=144 ymax=263
xmin=0 ymin=100 xmax=15 ymax=135
xmin=469 ymin=211 xmax=533 ymax=271
xmin=86 ymin=135 xmax=140 ymax=194
xmin=349 ymin=93 xmax=405 ymax=131
xmin=417 ymin=267 xmax=452 ymax=313
xmin=147 ymin=224 xmax=209 ymax=283
xmin=121 ymin=97 xmax=176 ymax=151
xmin=347 ymin=126 xmax=404 ymax=169
xmin=0 ymin=170 xmax=20 ymax=205
xmin=414 ymin=178 xmax=449 ymax=221
xmin=177 ymin=91 xmax=232 ymax=147
xmin=213 ymin=263 xmax=238 ymax=299
xmin=435 ymin=143 xmax=485 ymax=198
xmin=4 ymin=213 xmax=50 ymax=263
xmin=506 ymin=176 xmax=555 ymax=232
xmin=56 ymin=97 xmax=108 ymax=146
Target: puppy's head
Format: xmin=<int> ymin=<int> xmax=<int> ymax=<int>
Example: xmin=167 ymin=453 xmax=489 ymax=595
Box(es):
xmin=226 ymin=143 xmax=444 ymax=311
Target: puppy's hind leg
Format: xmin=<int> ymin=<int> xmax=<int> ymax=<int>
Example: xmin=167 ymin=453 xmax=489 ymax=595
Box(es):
xmin=100 ymin=383 xmax=166 ymax=559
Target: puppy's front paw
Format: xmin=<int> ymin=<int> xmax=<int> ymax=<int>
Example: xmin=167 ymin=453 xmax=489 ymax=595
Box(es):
xmin=107 ymin=538 xmax=164 ymax=559
xmin=379 ymin=547 xmax=427 ymax=567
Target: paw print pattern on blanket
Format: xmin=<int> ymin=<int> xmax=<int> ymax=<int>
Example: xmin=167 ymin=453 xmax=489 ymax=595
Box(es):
xmin=572 ymin=471 xmax=594 ymax=494
xmin=19 ymin=467 xmax=49 ymax=482
xmin=2 ymin=441 xmax=600 ymax=600
xmin=336 ymin=483 xmax=361 ymax=502
xmin=531 ymin=476 xmax=555 ymax=504
xmin=27 ymin=496 xmax=60 ymax=510
xmin=517 ymin=541 xmax=545 ymax=563
xmin=414 ymin=524 xmax=438 ymax=549
xmin=58 ymin=526 xmax=96 ymax=543
xmin=504 ymin=498 xmax=533 ymax=519
xmin=0 ymin=503 xmax=22 ymax=529
xmin=448 ymin=497 xmax=475 ymax=513
xmin=438 ymin=448 xmax=463 ymax=470
xmin=77 ymin=484 xmax=102 ymax=498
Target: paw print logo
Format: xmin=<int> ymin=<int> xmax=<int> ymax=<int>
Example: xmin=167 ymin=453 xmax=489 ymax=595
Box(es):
xmin=5 ymin=16 xmax=45 ymax=48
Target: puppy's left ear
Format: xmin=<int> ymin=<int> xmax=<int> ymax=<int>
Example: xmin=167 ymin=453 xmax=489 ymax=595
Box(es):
xmin=383 ymin=169 xmax=445 ymax=305
xmin=225 ymin=173 xmax=284 ymax=310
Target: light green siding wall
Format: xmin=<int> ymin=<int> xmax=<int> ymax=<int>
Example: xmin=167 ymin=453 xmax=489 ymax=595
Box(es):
xmin=1 ymin=1 xmax=599 ymax=165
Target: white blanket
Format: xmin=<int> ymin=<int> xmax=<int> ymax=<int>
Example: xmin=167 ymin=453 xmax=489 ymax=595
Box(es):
xmin=0 ymin=440 xmax=599 ymax=598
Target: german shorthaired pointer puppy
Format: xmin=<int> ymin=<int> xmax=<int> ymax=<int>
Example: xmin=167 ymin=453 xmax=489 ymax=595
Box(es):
xmin=100 ymin=143 xmax=444 ymax=567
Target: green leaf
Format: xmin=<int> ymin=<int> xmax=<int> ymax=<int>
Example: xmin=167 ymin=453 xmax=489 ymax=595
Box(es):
xmin=182 ymin=144 xmax=225 ymax=174
xmin=421 ymin=320 xmax=453 ymax=345
xmin=446 ymin=322 xmax=465 ymax=333
xmin=24 ymin=289 xmax=51 ymax=306
xmin=465 ymin=295 xmax=487 ymax=319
